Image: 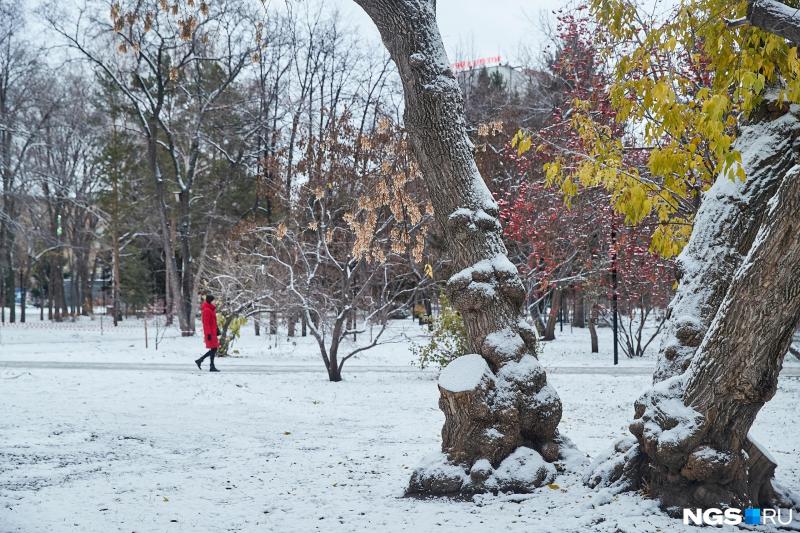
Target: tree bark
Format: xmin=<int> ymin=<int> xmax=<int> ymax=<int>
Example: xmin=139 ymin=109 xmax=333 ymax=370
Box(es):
xmin=586 ymin=97 xmax=800 ymax=510
xmin=178 ymin=190 xmax=195 ymax=335
xmin=543 ymin=290 xmax=560 ymax=341
xmin=630 ymin=149 xmax=800 ymax=509
xmin=573 ymin=292 xmax=585 ymax=328
xmin=111 ymin=131 xmax=122 ymax=326
xmin=355 ymin=0 xmax=564 ymax=496
xmin=19 ymin=268 xmax=26 ymax=323
xmin=589 ymin=301 xmax=599 ymax=353
xmin=746 ymin=0 xmax=800 ymax=43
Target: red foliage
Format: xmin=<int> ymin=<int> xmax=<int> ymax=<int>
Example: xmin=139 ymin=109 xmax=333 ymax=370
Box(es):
xmin=498 ymin=6 xmax=674 ymax=313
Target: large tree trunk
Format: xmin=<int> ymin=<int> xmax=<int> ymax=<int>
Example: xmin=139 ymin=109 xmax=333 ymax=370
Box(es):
xmin=630 ymin=146 xmax=800 ymax=510
xmin=745 ymin=0 xmax=800 ymax=43
xmin=586 ymin=96 xmax=800 ymax=510
xmin=355 ymin=0 xmax=564 ymax=496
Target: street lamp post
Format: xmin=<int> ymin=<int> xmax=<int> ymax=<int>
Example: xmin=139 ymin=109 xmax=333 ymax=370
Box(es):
xmin=611 ymin=224 xmax=619 ymax=366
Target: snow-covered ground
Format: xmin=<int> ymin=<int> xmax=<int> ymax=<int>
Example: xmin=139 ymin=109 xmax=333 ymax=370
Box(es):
xmin=1 ymin=315 xmax=799 ymax=532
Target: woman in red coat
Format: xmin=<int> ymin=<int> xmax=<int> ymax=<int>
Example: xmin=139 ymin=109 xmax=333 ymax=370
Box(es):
xmin=195 ymin=294 xmax=220 ymax=372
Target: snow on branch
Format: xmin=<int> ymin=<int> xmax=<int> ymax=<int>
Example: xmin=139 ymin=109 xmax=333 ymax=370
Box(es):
xmin=744 ymin=0 xmax=800 ymax=43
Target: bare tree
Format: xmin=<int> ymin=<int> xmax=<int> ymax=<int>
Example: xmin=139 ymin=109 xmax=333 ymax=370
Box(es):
xmin=25 ymin=75 xmax=104 ymax=320
xmin=252 ymin=216 xmax=417 ymax=382
xmin=47 ymin=0 xmax=255 ymax=334
xmin=0 ymin=0 xmax=51 ymax=322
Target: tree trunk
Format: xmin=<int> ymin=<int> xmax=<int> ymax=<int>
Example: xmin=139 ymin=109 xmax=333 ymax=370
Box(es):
xmin=111 ymin=128 xmax=122 ymax=326
xmin=52 ymin=255 xmax=65 ymax=322
xmin=355 ymin=0 xmax=564 ymax=496
xmin=178 ymin=191 xmax=195 ymax=335
xmin=586 ymin=97 xmax=800 ymax=510
xmin=573 ymin=292 xmax=585 ymax=328
xmin=588 ymin=301 xmax=599 ymax=353
xmin=327 ymin=324 xmax=343 ymax=382
xmin=424 ymin=296 xmax=433 ymax=331
xmin=630 ymin=151 xmax=800 ymax=509
xmin=0 ymin=270 xmax=5 ymax=323
xmin=5 ymin=263 xmax=15 ymax=323
xmin=19 ymin=268 xmax=26 ymax=323
xmin=164 ymin=250 xmax=173 ymax=326
xmin=532 ymin=304 xmax=546 ymax=336
xmin=543 ymin=290 xmax=560 ymax=341
xmin=148 ymin=124 xmax=186 ymax=334
xmin=746 ymin=0 xmax=800 ymax=43
xmin=47 ymin=279 xmax=53 ymax=320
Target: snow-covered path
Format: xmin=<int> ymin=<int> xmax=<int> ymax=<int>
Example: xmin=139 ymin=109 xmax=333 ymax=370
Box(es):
xmin=4 ymin=360 xmax=800 ymax=377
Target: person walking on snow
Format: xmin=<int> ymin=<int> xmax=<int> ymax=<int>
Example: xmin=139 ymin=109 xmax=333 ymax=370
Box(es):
xmin=195 ymin=294 xmax=220 ymax=372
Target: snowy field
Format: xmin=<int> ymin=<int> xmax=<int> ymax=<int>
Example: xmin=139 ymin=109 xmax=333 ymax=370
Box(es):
xmin=1 ymin=314 xmax=799 ymax=532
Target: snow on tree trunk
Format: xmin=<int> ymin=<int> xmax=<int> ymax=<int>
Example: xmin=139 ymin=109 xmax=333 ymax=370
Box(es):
xmin=746 ymin=0 xmax=800 ymax=44
xmin=586 ymin=96 xmax=800 ymax=510
xmin=653 ymin=102 xmax=797 ymax=383
xmin=354 ymin=0 xmax=564 ymax=495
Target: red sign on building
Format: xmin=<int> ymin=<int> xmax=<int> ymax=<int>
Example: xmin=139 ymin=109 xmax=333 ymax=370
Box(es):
xmin=451 ymin=55 xmax=502 ymax=72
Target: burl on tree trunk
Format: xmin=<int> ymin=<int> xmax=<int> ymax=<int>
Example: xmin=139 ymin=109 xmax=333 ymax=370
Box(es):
xmin=587 ymin=97 xmax=800 ymax=511
xmin=354 ymin=0 xmax=566 ymax=495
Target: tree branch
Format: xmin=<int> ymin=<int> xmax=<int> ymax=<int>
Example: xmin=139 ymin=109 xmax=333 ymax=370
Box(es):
xmin=745 ymin=0 xmax=800 ymax=43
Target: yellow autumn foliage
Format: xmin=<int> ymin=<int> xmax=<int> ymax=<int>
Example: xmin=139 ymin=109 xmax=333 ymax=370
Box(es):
xmin=517 ymin=0 xmax=800 ymax=257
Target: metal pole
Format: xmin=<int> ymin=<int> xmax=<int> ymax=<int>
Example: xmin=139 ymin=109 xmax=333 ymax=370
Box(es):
xmin=612 ymin=224 xmax=619 ymax=366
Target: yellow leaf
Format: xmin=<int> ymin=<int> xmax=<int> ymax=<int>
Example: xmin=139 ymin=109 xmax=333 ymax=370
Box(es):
xmin=517 ymin=135 xmax=532 ymax=156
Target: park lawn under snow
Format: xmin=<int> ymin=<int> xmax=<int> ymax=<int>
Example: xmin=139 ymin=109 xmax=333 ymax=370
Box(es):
xmin=1 ymin=316 xmax=799 ymax=532
xmin=5 ymin=308 xmax=779 ymax=369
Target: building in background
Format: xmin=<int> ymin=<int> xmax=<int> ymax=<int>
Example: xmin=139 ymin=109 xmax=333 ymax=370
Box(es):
xmin=453 ymin=55 xmax=534 ymax=100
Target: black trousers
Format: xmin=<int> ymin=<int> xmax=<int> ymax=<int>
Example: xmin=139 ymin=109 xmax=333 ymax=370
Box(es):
xmin=198 ymin=348 xmax=217 ymax=368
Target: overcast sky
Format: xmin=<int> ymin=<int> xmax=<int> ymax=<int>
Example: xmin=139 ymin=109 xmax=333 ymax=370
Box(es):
xmin=334 ymin=0 xmax=570 ymax=65
xmin=21 ymin=0 xmax=571 ymax=66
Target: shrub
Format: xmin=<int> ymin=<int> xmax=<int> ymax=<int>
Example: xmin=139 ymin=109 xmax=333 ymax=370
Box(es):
xmin=411 ymin=294 xmax=468 ymax=370
xmin=217 ymin=313 xmax=247 ymax=357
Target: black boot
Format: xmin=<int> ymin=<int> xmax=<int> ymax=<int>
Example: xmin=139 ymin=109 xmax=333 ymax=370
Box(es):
xmin=195 ymin=358 xmax=203 ymax=369
xmin=209 ymin=367 xmax=220 ymax=372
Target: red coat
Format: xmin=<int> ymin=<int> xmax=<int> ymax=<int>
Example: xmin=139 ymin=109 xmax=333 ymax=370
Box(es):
xmin=201 ymin=301 xmax=220 ymax=349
